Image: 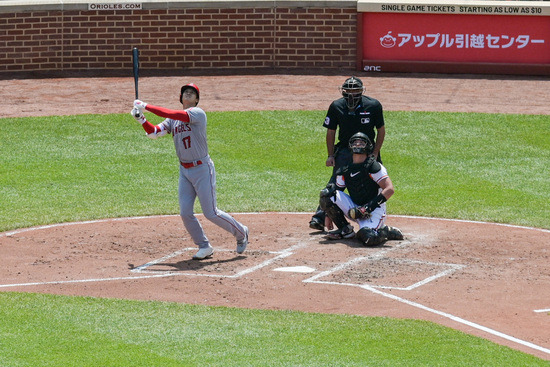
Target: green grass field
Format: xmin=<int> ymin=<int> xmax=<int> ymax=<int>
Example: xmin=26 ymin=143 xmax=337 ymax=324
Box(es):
xmin=1 ymin=111 xmax=549 ymax=365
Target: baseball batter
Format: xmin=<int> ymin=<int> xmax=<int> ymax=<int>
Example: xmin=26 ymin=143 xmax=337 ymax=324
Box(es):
xmin=320 ymin=133 xmax=402 ymax=246
xmin=130 ymin=83 xmax=249 ymax=260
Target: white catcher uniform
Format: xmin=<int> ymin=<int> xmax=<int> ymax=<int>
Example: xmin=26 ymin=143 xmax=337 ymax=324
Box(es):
xmin=132 ymin=91 xmax=248 ymax=256
xmin=332 ymin=167 xmax=388 ymax=230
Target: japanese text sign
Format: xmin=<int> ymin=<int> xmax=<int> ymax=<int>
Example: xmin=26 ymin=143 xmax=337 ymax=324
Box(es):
xmin=362 ymin=12 xmax=549 ymax=64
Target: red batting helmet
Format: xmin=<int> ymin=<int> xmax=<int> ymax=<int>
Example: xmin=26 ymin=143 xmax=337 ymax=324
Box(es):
xmin=180 ymin=83 xmax=200 ymax=105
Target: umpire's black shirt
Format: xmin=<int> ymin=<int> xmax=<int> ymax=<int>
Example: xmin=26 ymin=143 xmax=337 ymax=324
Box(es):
xmin=323 ymin=96 xmax=385 ymax=149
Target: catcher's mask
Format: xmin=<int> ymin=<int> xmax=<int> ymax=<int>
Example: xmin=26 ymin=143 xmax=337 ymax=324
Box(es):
xmin=180 ymin=83 xmax=200 ymax=105
xmin=339 ymin=76 xmax=365 ymax=109
xmin=349 ymin=132 xmax=373 ymax=155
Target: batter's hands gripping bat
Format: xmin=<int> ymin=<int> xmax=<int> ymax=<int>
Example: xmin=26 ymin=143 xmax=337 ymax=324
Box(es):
xmin=132 ymin=47 xmax=140 ymax=116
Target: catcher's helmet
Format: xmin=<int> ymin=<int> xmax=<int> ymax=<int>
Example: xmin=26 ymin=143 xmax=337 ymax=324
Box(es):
xmin=180 ymin=83 xmax=200 ymax=105
xmin=349 ymin=132 xmax=373 ymax=155
xmin=339 ymin=76 xmax=365 ymax=109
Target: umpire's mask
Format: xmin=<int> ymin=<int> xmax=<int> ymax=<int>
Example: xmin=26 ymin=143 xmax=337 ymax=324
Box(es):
xmin=339 ymin=76 xmax=365 ymax=110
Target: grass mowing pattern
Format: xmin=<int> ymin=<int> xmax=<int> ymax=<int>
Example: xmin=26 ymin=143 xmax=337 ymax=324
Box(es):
xmin=0 ymin=292 xmax=547 ymax=366
xmin=1 ymin=111 xmax=548 ymax=231
xmin=385 ymin=111 xmax=549 ymax=228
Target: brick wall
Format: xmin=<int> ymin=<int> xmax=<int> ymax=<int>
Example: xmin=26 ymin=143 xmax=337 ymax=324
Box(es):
xmin=0 ymin=6 xmax=358 ymax=75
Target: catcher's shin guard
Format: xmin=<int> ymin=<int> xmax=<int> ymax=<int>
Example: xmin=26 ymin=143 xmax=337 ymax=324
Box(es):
xmin=309 ymin=207 xmax=326 ymax=231
xmin=379 ymin=225 xmax=404 ymax=241
xmin=356 ymin=227 xmax=385 ymax=247
xmin=319 ymin=195 xmax=349 ymax=229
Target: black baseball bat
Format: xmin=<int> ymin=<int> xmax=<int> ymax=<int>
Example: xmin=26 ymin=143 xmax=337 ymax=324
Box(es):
xmin=132 ymin=47 xmax=140 ymax=116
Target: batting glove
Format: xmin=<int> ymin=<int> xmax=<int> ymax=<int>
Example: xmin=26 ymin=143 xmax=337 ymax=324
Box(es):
xmin=134 ymin=99 xmax=147 ymax=111
xmin=131 ymin=108 xmax=146 ymax=124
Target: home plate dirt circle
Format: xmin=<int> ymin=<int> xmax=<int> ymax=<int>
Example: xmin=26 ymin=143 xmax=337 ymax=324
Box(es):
xmin=0 ymin=213 xmax=549 ymax=360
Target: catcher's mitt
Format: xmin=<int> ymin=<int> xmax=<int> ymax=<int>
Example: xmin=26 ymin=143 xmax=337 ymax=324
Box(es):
xmin=348 ymin=205 xmax=371 ymax=220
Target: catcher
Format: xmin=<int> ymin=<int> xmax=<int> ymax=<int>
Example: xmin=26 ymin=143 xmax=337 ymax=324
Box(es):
xmin=319 ymin=132 xmax=403 ymax=246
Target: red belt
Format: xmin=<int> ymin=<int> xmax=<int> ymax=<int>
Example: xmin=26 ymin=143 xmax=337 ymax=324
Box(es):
xmin=180 ymin=160 xmax=203 ymax=168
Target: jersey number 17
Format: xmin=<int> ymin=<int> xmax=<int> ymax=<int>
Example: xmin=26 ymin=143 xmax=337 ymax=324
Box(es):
xmin=182 ymin=136 xmax=191 ymax=149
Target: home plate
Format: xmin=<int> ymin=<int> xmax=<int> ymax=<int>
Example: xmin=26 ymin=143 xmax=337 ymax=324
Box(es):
xmin=273 ymin=266 xmax=316 ymax=273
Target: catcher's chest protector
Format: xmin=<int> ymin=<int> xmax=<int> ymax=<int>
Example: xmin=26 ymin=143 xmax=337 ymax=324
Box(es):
xmin=342 ymin=161 xmax=381 ymax=205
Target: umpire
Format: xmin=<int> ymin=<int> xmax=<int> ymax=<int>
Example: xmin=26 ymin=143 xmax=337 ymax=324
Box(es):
xmin=310 ymin=76 xmax=386 ymax=231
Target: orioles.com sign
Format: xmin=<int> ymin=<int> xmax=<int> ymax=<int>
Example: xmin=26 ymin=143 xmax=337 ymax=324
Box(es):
xmin=88 ymin=3 xmax=142 ymax=11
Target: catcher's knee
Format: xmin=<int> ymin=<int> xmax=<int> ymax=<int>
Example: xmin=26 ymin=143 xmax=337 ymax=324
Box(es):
xmin=356 ymin=227 xmax=385 ymax=247
xmin=319 ymin=183 xmax=337 ymax=208
xmin=319 ymin=195 xmax=334 ymax=211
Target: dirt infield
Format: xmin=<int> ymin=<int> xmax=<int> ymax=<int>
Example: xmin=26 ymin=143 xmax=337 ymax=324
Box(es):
xmin=1 ymin=72 xmax=549 ymax=118
xmin=1 ymin=214 xmax=549 ymax=359
xmin=1 ymin=71 xmax=549 ymax=359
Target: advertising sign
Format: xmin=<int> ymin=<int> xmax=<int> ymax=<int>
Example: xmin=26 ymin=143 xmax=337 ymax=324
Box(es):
xmin=362 ymin=12 xmax=549 ymax=64
xmin=358 ymin=1 xmax=550 ymax=75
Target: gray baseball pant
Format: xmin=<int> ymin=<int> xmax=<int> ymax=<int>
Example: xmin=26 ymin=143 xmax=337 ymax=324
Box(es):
xmin=178 ymin=157 xmax=246 ymax=248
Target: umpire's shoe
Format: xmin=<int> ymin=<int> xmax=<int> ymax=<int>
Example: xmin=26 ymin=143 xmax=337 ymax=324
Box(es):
xmin=326 ymin=224 xmax=355 ymax=240
xmin=236 ymin=226 xmax=249 ymax=254
xmin=309 ymin=217 xmax=324 ymax=231
xmin=193 ymin=245 xmax=214 ymax=260
xmin=379 ymin=225 xmax=404 ymax=241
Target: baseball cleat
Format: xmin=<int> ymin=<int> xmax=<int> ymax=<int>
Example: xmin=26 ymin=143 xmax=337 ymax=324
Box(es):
xmin=326 ymin=224 xmax=355 ymax=240
xmin=236 ymin=226 xmax=249 ymax=254
xmin=309 ymin=217 xmax=324 ymax=231
xmin=192 ymin=245 xmax=214 ymax=260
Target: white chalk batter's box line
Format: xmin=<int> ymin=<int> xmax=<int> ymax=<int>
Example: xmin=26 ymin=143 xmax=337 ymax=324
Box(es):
xmin=130 ymin=246 xmax=298 ymax=278
xmin=0 ymin=239 xmax=460 ymax=292
xmin=0 ymin=243 xmax=305 ymax=288
xmin=130 ymin=238 xmax=464 ymax=291
xmin=302 ymin=239 xmax=465 ymax=290
xmin=332 ymin=258 xmax=464 ymax=291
